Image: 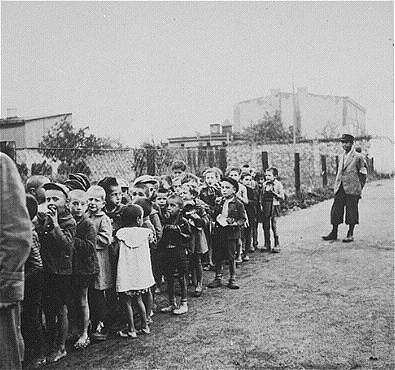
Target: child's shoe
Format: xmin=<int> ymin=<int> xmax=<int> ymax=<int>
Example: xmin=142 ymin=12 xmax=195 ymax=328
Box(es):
xmin=161 ymin=304 xmax=177 ymax=313
xmin=91 ymin=321 xmax=108 ymax=341
xmin=227 ymin=280 xmax=240 ymax=290
xmin=207 ymin=279 xmax=222 ymax=288
xmin=117 ymin=329 xmax=137 ymax=338
xmin=31 ymin=357 xmax=47 ymax=368
xmin=235 ymin=255 xmax=243 ymax=264
xmin=137 ymin=326 xmax=150 ymax=335
xmin=48 ymin=348 xmax=67 ymax=363
xmin=173 ymin=302 xmax=188 ymax=315
xmin=194 ymin=283 xmax=203 ymax=297
xmin=242 ymin=255 xmax=250 ymax=262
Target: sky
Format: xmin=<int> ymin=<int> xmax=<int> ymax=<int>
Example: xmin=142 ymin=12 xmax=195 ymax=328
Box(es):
xmin=1 ymin=1 xmax=393 ymax=146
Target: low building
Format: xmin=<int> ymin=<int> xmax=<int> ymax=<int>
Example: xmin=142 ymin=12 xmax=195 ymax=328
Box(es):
xmin=233 ymin=88 xmax=366 ymax=139
xmin=167 ymin=122 xmax=246 ymax=148
xmin=0 ymin=111 xmax=72 ymax=148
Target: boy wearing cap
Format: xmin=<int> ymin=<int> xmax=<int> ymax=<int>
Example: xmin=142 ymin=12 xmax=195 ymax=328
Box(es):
xmin=322 ymin=134 xmax=367 ymax=242
xmin=208 ymin=177 xmax=246 ymax=290
xmin=36 ymin=183 xmax=76 ymax=363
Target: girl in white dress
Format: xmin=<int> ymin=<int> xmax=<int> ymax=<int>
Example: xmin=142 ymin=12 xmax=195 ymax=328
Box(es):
xmin=114 ymin=204 xmax=155 ymax=338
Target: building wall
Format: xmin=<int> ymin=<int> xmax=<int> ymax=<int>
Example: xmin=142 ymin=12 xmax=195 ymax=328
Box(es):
xmin=233 ymin=91 xmax=366 ymax=139
xmin=0 ymin=124 xmax=26 ymax=147
xmin=25 ymin=114 xmax=71 ymax=147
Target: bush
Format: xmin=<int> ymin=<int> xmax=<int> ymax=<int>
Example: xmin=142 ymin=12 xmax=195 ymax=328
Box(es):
xmin=281 ymin=187 xmax=334 ymax=214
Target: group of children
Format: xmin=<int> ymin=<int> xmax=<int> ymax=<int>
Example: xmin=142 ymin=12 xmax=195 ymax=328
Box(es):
xmin=21 ymin=160 xmax=284 ymax=368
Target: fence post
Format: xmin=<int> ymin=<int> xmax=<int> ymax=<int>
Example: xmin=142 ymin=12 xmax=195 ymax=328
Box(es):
xmin=321 ymin=154 xmax=327 ymax=187
xmin=261 ymin=151 xmax=269 ymax=172
xmin=335 ymin=155 xmax=339 ymax=173
xmin=146 ymin=148 xmax=156 ymax=175
xmin=294 ymin=152 xmax=300 ymax=196
xmin=370 ymin=157 xmax=374 ymax=174
xmin=219 ymin=148 xmax=227 ymax=174
xmin=208 ymin=148 xmax=215 ymax=167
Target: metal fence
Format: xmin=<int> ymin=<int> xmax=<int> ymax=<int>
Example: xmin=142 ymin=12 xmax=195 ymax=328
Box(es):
xmin=14 ymin=146 xmax=228 ymax=183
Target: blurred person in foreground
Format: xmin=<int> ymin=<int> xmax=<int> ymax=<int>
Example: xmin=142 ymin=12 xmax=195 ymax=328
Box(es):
xmin=0 ymin=153 xmax=32 ymax=369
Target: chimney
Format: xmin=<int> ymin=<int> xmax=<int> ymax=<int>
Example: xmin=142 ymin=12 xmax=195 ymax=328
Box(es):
xmin=6 ymin=108 xmax=17 ymax=118
xmin=222 ymin=120 xmax=233 ymax=135
xmin=209 ymin=123 xmax=221 ymax=135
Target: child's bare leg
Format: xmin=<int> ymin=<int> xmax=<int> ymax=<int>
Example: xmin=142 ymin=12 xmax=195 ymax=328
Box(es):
xmin=142 ymin=290 xmax=153 ymax=320
xmin=79 ymin=287 xmax=89 ymax=341
xmin=120 ymin=294 xmax=135 ymax=332
xmin=135 ymin=295 xmax=148 ymax=329
xmin=57 ymin=304 xmax=69 ymax=351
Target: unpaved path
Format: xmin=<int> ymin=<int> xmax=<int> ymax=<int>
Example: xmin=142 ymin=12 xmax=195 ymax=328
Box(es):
xmin=50 ymin=179 xmax=394 ymax=369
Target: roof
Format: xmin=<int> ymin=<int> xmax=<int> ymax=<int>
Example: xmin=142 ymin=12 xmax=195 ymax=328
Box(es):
xmin=168 ymin=133 xmax=246 ymax=143
xmin=0 ymin=112 xmax=72 ymax=126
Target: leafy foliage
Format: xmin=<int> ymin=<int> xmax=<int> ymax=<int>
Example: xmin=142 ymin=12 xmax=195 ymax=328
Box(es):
xmin=243 ymin=110 xmax=301 ymax=144
xmin=31 ymin=161 xmax=52 ymax=176
xmin=39 ymin=116 xmax=122 ymax=176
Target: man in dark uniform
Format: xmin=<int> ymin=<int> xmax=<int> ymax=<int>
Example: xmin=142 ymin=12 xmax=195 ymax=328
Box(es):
xmin=322 ymin=134 xmax=368 ymax=242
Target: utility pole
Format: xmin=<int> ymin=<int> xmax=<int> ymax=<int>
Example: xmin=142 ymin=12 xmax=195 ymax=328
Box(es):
xmin=292 ymin=74 xmax=301 ymax=197
xmin=292 ymin=74 xmax=297 ymax=150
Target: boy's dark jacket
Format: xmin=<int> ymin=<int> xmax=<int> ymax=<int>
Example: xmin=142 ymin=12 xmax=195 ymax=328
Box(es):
xmin=105 ymin=204 xmax=124 ymax=236
xmin=213 ymin=196 xmax=246 ymax=240
xmin=73 ymin=215 xmax=99 ymax=276
xmin=159 ymin=214 xmax=191 ymax=250
xmin=37 ymin=210 xmax=76 ymax=275
xmin=245 ymin=186 xmax=259 ymax=223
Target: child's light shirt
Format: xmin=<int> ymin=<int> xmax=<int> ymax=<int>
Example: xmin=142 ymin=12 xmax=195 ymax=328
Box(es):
xmin=116 ymin=227 xmax=155 ymax=293
xmin=272 ymin=179 xmax=285 ymax=206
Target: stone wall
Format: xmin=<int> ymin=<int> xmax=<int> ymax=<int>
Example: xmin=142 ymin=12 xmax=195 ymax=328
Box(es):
xmin=227 ymin=138 xmax=371 ymax=194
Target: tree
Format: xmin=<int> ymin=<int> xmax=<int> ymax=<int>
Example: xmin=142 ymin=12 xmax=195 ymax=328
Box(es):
xmin=39 ymin=116 xmax=122 ymax=175
xmin=243 ymin=110 xmax=301 ymax=144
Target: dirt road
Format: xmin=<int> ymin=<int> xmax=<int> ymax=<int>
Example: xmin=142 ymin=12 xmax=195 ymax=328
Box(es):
xmin=50 ymin=179 xmax=394 ymax=369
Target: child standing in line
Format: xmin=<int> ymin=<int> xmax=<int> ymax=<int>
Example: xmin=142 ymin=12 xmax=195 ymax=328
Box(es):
xmin=260 ymin=167 xmax=285 ymax=253
xmin=37 ymin=182 xmax=76 ymax=363
xmin=208 ymin=177 xmax=246 ymax=290
xmin=240 ymin=172 xmax=259 ymax=257
xmin=159 ymin=194 xmax=191 ymax=315
xmin=68 ymin=189 xmax=99 ymax=350
xmin=199 ymin=168 xmax=223 ymax=270
xmin=22 ymin=194 xmax=46 ymax=368
xmin=86 ymin=185 xmax=113 ymax=341
xmin=131 ymin=197 xmax=156 ymax=316
xmin=98 ymin=177 xmax=124 ymax=233
xmin=114 ymin=204 xmax=155 ymax=338
xmin=180 ymin=183 xmax=209 ymax=297
xmin=226 ymin=167 xmax=248 ymax=264
xmin=97 ymin=177 xmax=125 ymax=328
